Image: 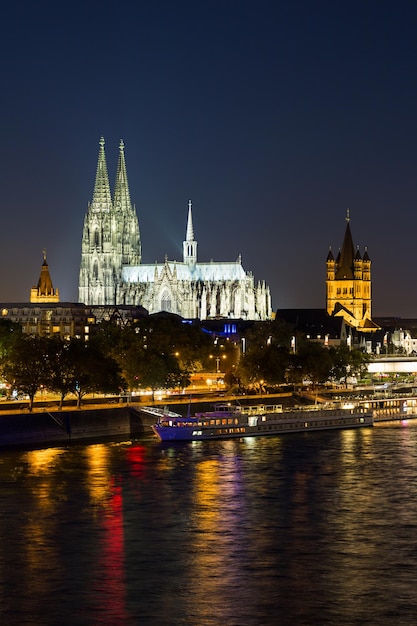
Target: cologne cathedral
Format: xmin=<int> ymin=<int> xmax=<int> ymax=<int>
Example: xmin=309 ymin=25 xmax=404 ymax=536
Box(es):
xmin=79 ymin=138 xmax=272 ymax=320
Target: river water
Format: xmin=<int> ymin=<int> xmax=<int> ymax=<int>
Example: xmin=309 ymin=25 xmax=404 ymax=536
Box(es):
xmin=1 ymin=421 xmax=417 ymax=625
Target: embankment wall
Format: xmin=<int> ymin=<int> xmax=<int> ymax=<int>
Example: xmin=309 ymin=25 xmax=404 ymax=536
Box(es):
xmin=0 ymin=407 xmax=148 ymax=449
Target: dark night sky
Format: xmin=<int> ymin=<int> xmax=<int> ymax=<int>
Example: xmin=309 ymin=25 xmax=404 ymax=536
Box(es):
xmin=1 ymin=0 xmax=416 ymax=316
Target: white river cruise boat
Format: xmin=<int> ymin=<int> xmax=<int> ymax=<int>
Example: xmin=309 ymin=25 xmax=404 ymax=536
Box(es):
xmin=145 ymin=402 xmax=373 ymax=442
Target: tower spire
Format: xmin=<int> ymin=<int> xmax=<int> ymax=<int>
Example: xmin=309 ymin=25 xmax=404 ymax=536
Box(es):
xmin=113 ymin=139 xmax=141 ymax=265
xmin=30 ymin=252 xmax=59 ymax=303
xmin=91 ymin=136 xmax=112 ymax=211
xmin=113 ymin=139 xmax=132 ymax=214
xmin=186 ymin=199 xmax=195 ymax=241
xmin=336 ymin=211 xmax=355 ymax=279
xmin=183 ymin=199 xmax=197 ymax=268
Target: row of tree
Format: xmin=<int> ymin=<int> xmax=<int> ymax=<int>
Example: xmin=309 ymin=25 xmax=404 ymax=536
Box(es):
xmin=0 ymin=315 xmax=370 ymax=410
xmin=0 ymin=315 xmax=215 ymax=410
xmin=225 ymin=320 xmax=370 ymax=392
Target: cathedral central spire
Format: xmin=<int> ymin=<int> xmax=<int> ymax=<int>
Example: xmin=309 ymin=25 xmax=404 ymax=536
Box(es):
xmin=186 ymin=199 xmax=195 ymax=241
xmin=183 ymin=199 xmax=197 ymax=268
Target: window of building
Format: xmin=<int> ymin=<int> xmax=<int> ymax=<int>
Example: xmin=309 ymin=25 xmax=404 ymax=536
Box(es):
xmin=161 ymin=290 xmax=172 ymax=312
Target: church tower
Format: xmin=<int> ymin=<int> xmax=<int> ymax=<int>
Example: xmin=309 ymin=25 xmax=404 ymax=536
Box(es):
xmin=326 ymin=211 xmax=378 ymax=332
xmin=113 ymin=139 xmax=141 ymax=267
xmin=78 ymin=137 xmax=141 ymax=305
xmin=30 ymin=251 xmax=59 ymax=303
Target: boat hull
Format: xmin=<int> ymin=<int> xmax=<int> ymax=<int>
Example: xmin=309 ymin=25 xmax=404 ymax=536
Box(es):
xmin=152 ymin=409 xmax=373 ymax=442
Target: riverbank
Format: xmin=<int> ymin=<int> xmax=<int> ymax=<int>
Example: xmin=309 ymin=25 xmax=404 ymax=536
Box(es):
xmin=3 ymin=387 xmax=409 ymax=451
xmin=0 ymin=391 xmax=304 ymax=450
xmin=0 ymin=406 xmax=149 ymax=450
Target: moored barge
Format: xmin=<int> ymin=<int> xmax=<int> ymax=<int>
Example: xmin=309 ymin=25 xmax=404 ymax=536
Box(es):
xmin=145 ymin=402 xmax=373 ymax=442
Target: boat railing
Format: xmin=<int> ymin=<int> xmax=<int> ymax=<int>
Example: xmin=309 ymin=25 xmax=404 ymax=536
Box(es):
xmin=239 ymin=404 xmax=283 ymax=415
xmin=142 ymin=406 xmax=182 ymax=419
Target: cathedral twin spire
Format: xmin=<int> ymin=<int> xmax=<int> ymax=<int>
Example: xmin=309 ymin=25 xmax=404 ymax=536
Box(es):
xmin=91 ymin=137 xmax=112 ymax=210
xmin=88 ymin=136 xmax=197 ymax=277
xmin=91 ymin=137 xmax=133 ymax=216
xmin=80 ymin=138 xmax=272 ymax=318
xmin=113 ymin=139 xmax=133 ymax=215
xmin=79 ymin=138 xmax=142 ymax=305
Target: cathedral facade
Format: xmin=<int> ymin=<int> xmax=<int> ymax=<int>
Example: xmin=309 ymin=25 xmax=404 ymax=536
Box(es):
xmin=79 ymin=138 xmax=272 ymax=320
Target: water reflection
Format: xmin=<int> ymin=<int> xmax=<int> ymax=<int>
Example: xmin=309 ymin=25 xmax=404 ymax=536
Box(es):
xmin=85 ymin=444 xmax=112 ymax=505
xmin=1 ymin=427 xmax=417 ymax=623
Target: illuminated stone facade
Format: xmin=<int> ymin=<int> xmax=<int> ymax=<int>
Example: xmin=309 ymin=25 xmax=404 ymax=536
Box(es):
xmin=79 ymin=138 xmax=272 ymax=320
xmin=30 ymin=253 xmax=59 ymax=303
xmin=326 ymin=211 xmax=379 ymax=332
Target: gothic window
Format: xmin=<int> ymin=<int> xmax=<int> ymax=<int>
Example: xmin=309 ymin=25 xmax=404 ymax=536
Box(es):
xmin=216 ymin=288 xmax=221 ymax=315
xmin=94 ymin=229 xmax=99 ymax=247
xmin=93 ymin=261 xmax=98 ymax=280
xmin=161 ymin=290 xmax=172 ymax=312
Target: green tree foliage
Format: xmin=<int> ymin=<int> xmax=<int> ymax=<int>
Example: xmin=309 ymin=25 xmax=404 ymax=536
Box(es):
xmin=0 ymin=319 xmax=22 ymax=358
xmin=137 ymin=350 xmax=184 ymax=400
xmin=236 ymin=344 xmax=291 ymax=392
xmin=65 ymin=339 xmax=123 ymax=408
xmin=83 ymin=315 xmax=200 ymax=399
xmin=328 ymin=345 xmax=370 ymax=386
xmin=0 ymin=335 xmax=50 ymax=410
xmin=287 ymin=341 xmax=333 ymax=388
xmin=0 ymin=335 xmax=124 ymax=409
xmin=134 ymin=313 xmax=212 ymax=371
xmin=90 ymin=321 xmax=138 ymax=390
xmin=128 ymin=314 xmax=210 ymax=393
xmin=235 ymin=321 xmax=293 ymax=391
xmin=44 ymin=336 xmax=79 ymax=409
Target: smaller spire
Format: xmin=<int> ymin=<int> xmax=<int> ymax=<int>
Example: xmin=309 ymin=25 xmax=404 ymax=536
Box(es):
xmin=186 ymin=199 xmax=195 ymax=241
xmin=183 ymin=199 xmax=197 ymax=267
